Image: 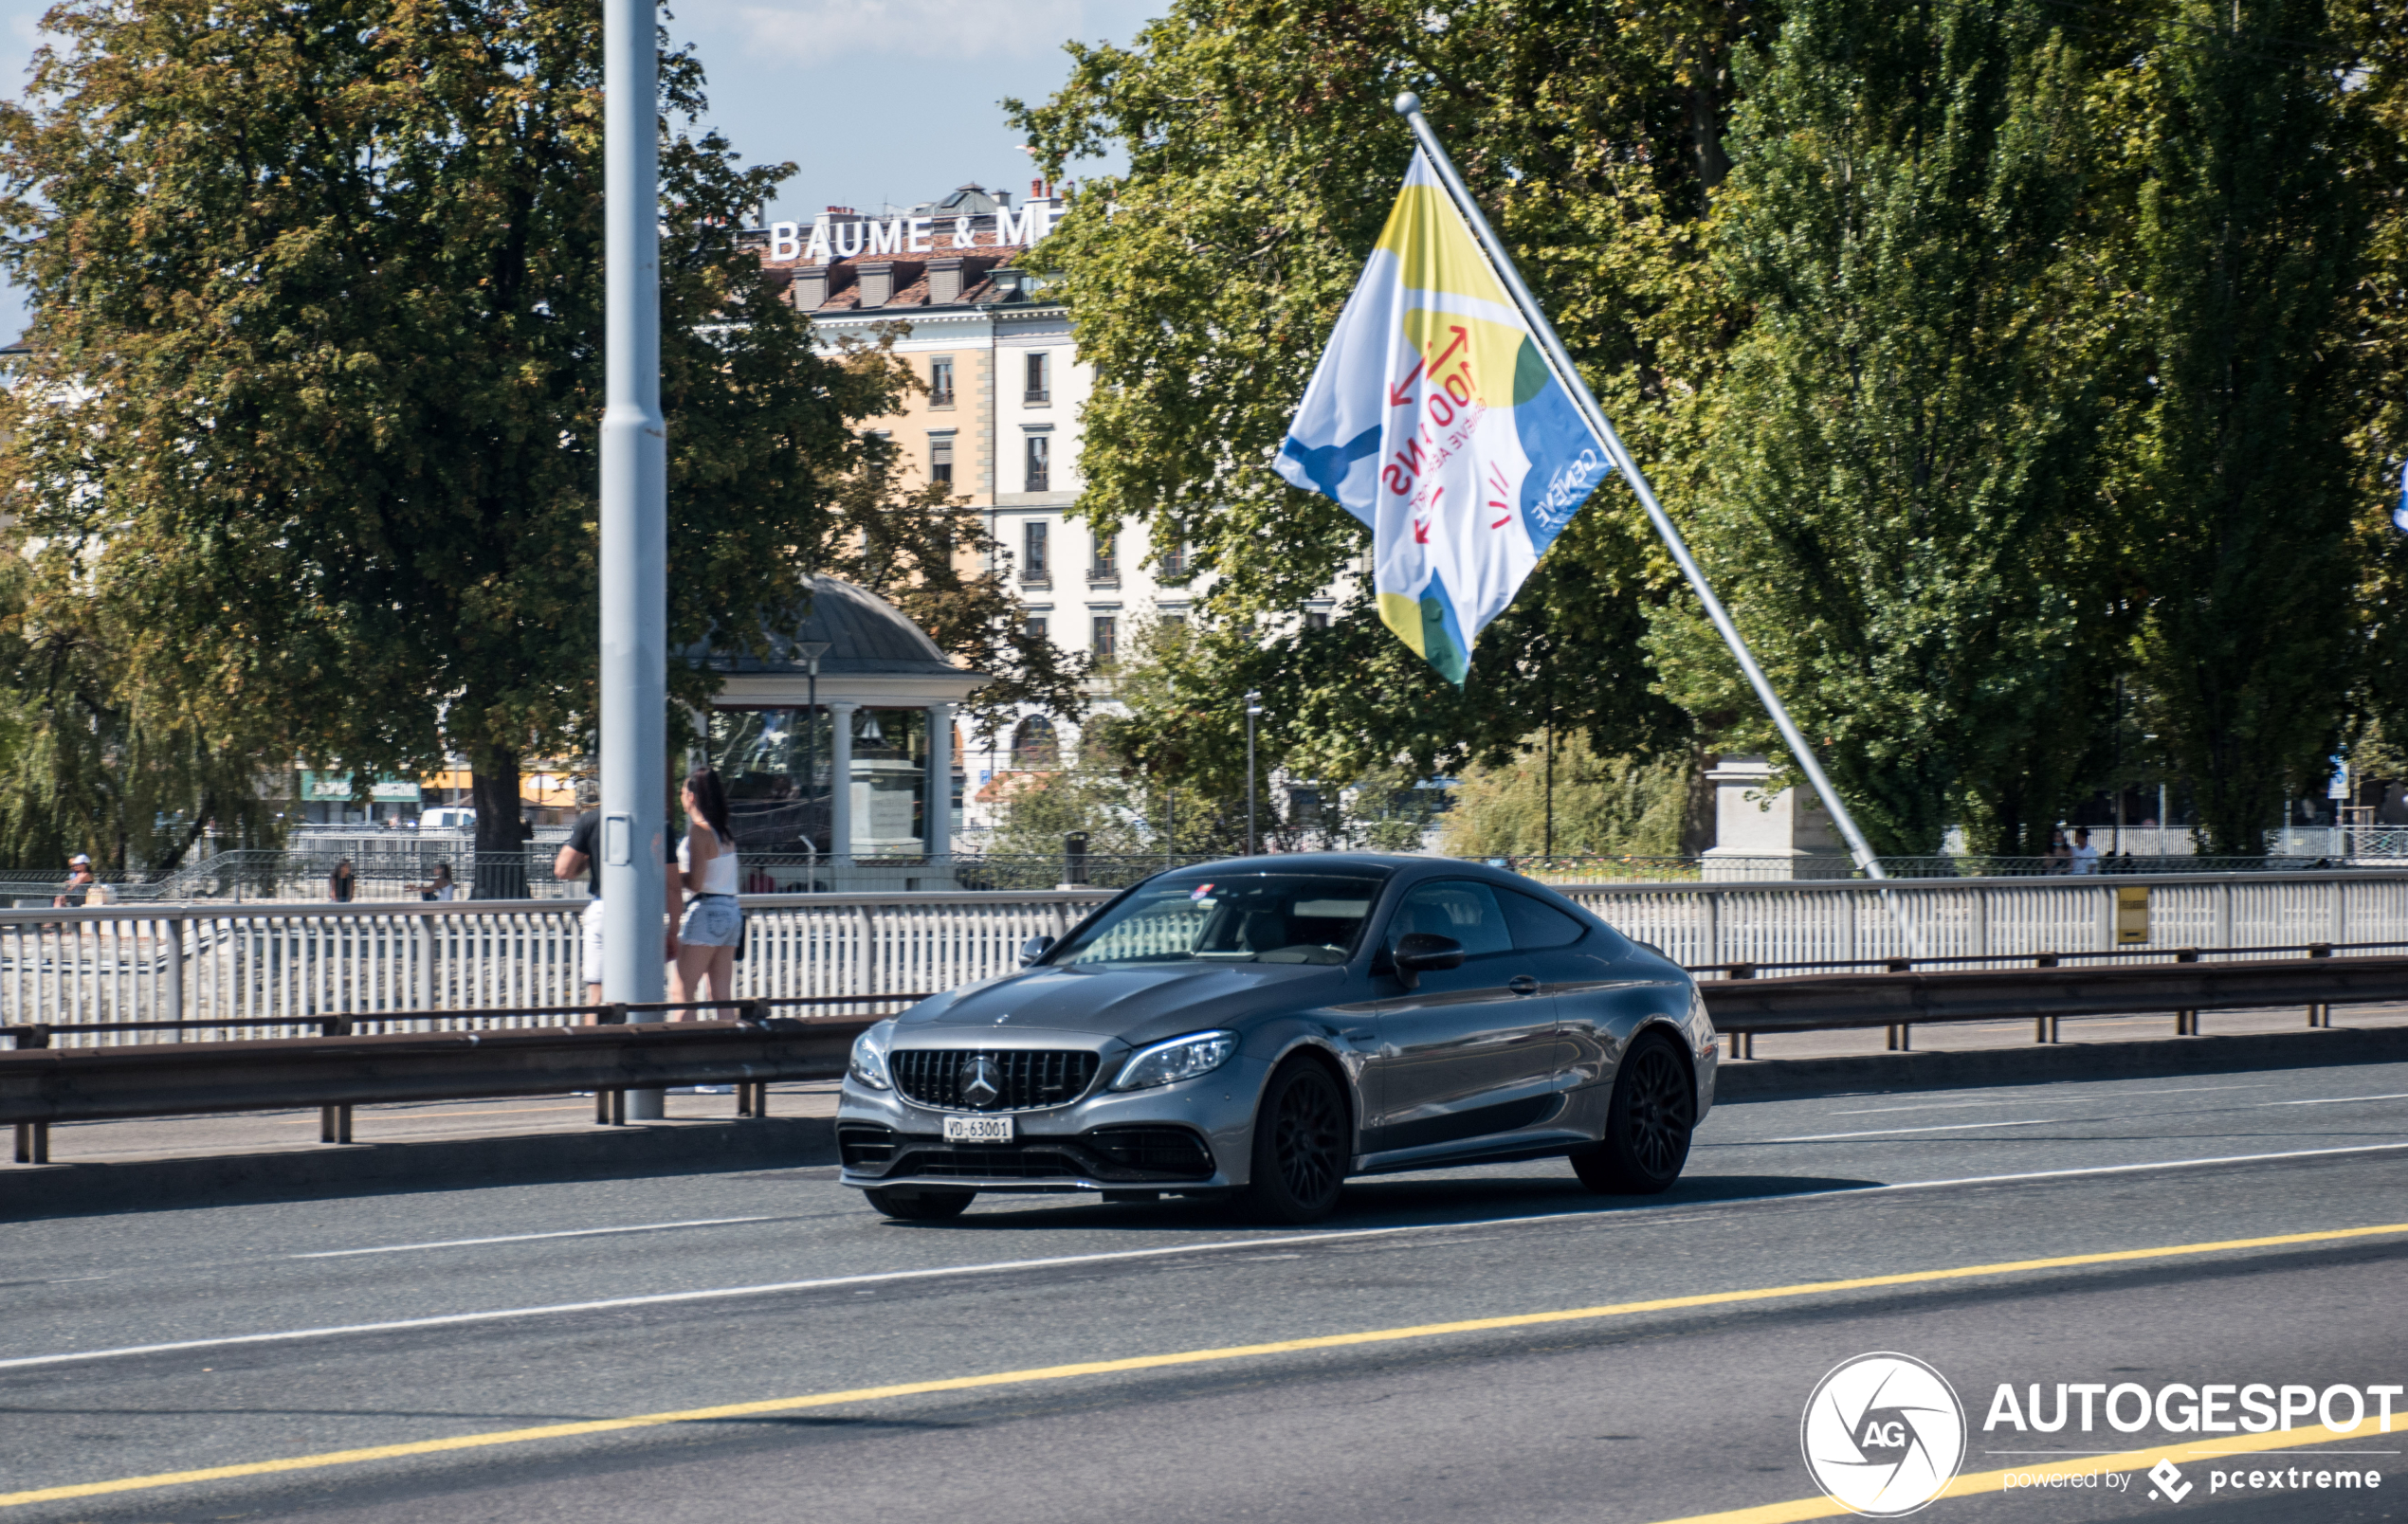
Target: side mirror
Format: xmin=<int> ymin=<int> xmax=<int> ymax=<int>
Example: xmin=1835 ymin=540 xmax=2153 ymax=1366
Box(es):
xmin=1390 ymin=932 xmax=1465 ymax=989
xmin=1018 ymin=934 xmax=1056 ymax=968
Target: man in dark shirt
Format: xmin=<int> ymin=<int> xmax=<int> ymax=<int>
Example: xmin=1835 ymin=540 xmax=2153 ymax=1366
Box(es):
xmin=556 ymin=787 xmax=678 ymax=1004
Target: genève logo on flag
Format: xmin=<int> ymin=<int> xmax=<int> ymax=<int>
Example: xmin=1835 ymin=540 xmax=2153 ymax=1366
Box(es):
xmin=1275 ymin=151 xmax=1614 ymax=684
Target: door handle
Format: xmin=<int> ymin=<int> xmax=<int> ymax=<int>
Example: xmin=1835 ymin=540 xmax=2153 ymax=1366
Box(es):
xmin=1507 ymin=975 xmax=1541 ymax=996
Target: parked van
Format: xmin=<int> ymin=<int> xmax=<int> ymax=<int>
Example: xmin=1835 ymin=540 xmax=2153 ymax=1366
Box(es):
xmin=420 ymin=807 xmax=476 ymax=833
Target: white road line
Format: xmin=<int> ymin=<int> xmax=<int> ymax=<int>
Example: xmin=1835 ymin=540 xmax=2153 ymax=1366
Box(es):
xmin=290 ymin=1217 xmax=775 ymax=1259
xmin=1770 ymin=1118 xmax=2059 ymax=1142
xmin=1829 ymin=1101 xmax=2052 ymax=1116
xmin=1829 ymin=1084 xmax=2268 ymax=1116
xmin=2257 ymin=1093 xmax=2408 ymax=1108
xmin=6 ymin=1138 xmax=2403 ymax=1374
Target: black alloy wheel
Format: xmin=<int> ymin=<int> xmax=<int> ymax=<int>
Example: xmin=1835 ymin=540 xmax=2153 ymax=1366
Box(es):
xmin=1244 ymin=1060 xmax=1349 ymax=1224
xmin=863 ymin=1187 xmax=976 ymax=1221
xmin=1572 ymin=1030 xmax=1695 ymax=1194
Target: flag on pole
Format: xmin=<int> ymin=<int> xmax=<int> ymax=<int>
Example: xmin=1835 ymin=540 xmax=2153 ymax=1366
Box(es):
xmin=1275 ymin=151 xmax=1614 ymax=683
xmin=2394 ymin=460 xmax=2408 ymax=535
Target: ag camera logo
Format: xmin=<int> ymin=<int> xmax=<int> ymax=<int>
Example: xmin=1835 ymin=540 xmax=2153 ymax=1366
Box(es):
xmin=1802 ymin=1352 xmax=1969 ymax=1516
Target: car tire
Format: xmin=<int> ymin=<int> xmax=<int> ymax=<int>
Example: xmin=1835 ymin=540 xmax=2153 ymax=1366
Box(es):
xmin=1242 ymin=1059 xmax=1350 ymax=1225
xmin=1572 ymin=1029 xmax=1694 ymax=1194
xmin=863 ymin=1187 xmax=976 ymax=1221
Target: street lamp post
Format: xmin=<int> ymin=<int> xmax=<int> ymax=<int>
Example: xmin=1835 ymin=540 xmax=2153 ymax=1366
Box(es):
xmin=1244 ymin=691 xmax=1264 ymax=856
xmin=797 ymin=640 xmax=830 ymax=885
xmin=599 ymin=0 xmax=666 ymax=1115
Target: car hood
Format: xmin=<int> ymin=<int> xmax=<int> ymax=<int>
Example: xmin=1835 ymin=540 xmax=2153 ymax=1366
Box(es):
xmin=894 ymin=962 xmax=1353 ymax=1048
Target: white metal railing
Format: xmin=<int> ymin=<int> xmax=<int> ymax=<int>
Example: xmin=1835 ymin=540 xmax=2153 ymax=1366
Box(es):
xmin=1553 ymin=870 xmax=2408 ymax=971
xmin=5 ymin=871 xmax=2405 ymax=1044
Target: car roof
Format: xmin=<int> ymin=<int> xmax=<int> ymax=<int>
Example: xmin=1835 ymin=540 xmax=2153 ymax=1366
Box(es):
xmin=1155 ymin=853 xmax=1542 ymax=891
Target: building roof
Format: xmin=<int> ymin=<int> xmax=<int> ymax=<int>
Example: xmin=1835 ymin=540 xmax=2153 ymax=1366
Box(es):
xmin=695 ymin=574 xmax=977 ymax=680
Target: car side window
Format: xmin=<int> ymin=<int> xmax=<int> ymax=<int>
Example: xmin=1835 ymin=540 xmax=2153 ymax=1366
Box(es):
xmin=1388 ymin=880 xmax=1512 ymax=959
xmin=1500 ymin=890 xmax=1587 ymax=951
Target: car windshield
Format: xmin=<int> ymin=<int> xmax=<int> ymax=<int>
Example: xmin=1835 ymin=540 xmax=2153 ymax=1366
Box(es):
xmin=1049 ymin=871 xmax=1391 ymax=968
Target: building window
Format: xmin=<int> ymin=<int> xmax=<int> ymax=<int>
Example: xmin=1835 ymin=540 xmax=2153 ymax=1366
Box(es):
xmin=929 ymin=434 xmax=954 ymax=487
xmin=1092 ymin=615 xmax=1118 ymax=662
xmin=929 ymin=356 xmax=955 ymax=408
xmin=1025 ymin=352 xmax=1049 ymax=404
xmin=1011 ymin=715 xmax=1061 ymax=769
xmin=1090 ymin=532 xmax=1117 ymax=582
xmin=1304 ymin=609 xmax=1330 ymax=630
xmin=1160 ymin=543 xmax=1192 ymax=581
xmin=1023 ymin=521 xmax=1049 ymax=579
xmin=1025 ymin=433 xmax=1050 ymax=493
xmin=1023 ymin=614 xmax=1049 ymax=641
xmin=1159 ymin=612 xmax=1187 ymax=631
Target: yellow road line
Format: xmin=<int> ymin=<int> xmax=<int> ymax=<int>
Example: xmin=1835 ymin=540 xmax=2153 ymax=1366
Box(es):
xmin=7 ymin=1219 xmax=2406 ymax=1510
xmin=1649 ymin=1415 xmax=2405 ymax=1523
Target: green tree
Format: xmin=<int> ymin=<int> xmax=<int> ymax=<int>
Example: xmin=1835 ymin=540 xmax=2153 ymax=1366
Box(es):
xmin=1664 ymin=0 xmax=2115 ymax=857
xmin=0 ymin=555 xmax=283 ymax=871
xmin=0 ymin=0 xmax=1010 ymax=888
xmin=1435 ymin=731 xmax=1695 ymax=858
xmin=2332 ymin=0 xmax=2408 ymax=760
xmin=2124 ymin=0 xmax=2363 ymax=852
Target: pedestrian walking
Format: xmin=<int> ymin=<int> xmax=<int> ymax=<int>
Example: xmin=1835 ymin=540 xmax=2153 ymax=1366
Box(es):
xmin=2043 ymin=829 xmax=2071 ymax=875
xmin=556 ymin=782 xmax=678 ymax=1007
xmin=329 ymin=858 xmax=356 ymax=902
xmin=671 ymin=767 xmax=742 ymax=1020
xmin=2068 ymin=827 xmax=2101 ymax=876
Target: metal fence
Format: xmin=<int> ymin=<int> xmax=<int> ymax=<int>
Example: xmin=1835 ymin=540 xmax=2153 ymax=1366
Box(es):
xmin=8 ymin=868 xmax=2408 ymax=1044
xmin=23 ymin=840 xmax=2403 ymax=908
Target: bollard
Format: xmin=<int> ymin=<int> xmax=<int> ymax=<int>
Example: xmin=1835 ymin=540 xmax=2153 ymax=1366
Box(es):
xmin=319 ymin=1104 xmax=354 ymax=1144
xmin=14 ymin=1121 xmax=48 ymax=1165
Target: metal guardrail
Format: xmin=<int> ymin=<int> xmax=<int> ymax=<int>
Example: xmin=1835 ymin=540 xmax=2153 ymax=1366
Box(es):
xmin=1700 ymin=954 xmax=2408 ymax=1057
xmin=0 ymin=996 xmax=917 ymax=1163
xmin=1684 ymin=938 xmax=2408 ymax=978
xmin=11 ymin=952 xmax=2408 ymax=1166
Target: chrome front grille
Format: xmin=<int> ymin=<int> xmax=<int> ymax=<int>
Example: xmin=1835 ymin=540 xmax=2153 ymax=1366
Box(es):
xmin=889 ymin=1048 xmax=1102 ymax=1112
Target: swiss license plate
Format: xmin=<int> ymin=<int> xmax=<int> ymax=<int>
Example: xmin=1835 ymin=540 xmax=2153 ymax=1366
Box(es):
xmin=943 ymin=1114 xmax=1014 ymax=1144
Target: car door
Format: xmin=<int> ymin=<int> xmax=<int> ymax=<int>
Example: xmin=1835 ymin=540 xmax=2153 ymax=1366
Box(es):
xmin=1363 ymin=879 xmax=1563 ymax=1153
xmin=1502 ymin=888 xmax=1674 ymax=1089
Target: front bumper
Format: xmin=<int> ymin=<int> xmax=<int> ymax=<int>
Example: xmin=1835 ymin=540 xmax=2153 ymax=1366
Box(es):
xmin=836 ymin=1056 xmax=1266 ymax=1195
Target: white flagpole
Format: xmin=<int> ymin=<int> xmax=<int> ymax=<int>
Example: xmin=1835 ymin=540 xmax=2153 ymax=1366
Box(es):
xmin=1393 ymin=93 xmax=1895 ymax=888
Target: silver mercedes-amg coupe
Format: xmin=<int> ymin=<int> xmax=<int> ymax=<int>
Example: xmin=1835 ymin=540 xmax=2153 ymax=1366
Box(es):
xmin=837 ymin=854 xmax=1715 ymax=1224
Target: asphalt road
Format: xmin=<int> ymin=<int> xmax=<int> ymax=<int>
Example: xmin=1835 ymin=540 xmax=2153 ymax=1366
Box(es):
xmin=8 ymin=1062 xmax=2408 ymax=1523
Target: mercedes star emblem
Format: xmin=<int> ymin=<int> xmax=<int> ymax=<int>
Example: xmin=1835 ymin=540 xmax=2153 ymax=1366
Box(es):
xmin=959 ymin=1054 xmax=1003 ymax=1109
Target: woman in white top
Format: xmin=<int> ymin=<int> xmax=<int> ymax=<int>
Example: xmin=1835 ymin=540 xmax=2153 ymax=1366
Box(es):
xmin=404 ymin=862 xmax=458 ymax=901
xmin=671 ymin=767 xmax=742 ymax=1018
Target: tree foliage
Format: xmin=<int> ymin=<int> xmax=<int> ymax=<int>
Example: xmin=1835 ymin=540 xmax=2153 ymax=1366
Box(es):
xmin=1021 ymin=0 xmax=2408 ymax=854
xmin=1434 ymin=731 xmax=1697 ymax=858
xmin=1012 ymin=0 xmax=1756 ymax=807
xmin=1668 ymin=0 xmax=2115 ymax=855
xmin=2121 ymin=0 xmax=2364 ymax=852
xmin=0 ymin=0 xmax=1059 ymax=876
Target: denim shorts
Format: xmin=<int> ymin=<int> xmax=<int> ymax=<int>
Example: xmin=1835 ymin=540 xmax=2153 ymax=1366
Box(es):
xmin=680 ymin=894 xmax=742 ymax=948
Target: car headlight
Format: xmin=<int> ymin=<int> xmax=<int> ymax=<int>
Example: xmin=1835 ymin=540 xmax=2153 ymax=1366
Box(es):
xmin=1111 ymin=1030 xmax=1239 ymax=1092
xmin=848 ymin=1022 xmax=895 ymax=1091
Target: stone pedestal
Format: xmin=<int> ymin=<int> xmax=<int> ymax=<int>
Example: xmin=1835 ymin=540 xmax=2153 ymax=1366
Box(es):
xmin=1701 ymin=756 xmax=1852 ymax=880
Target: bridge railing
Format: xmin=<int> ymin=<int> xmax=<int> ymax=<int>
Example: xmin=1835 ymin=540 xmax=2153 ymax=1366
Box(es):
xmin=8 ymin=869 xmax=2408 ymax=1043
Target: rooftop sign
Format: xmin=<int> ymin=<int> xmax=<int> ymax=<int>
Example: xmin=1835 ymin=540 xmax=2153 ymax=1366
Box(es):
xmin=769 ymin=202 xmax=1066 ymax=265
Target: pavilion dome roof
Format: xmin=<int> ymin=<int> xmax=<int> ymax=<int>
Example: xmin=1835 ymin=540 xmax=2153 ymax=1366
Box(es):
xmin=694 ymin=575 xmax=975 ymax=680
